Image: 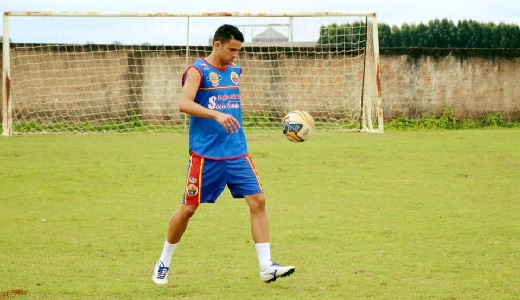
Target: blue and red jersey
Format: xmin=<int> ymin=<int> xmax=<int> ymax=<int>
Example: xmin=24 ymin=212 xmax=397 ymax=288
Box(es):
xmin=182 ymin=58 xmax=248 ymax=160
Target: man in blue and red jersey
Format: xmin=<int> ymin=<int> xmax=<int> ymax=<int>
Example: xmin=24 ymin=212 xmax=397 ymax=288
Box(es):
xmin=152 ymin=24 xmax=295 ymax=285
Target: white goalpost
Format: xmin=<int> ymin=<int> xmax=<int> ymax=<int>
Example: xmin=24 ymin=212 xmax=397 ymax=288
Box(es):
xmin=1 ymin=12 xmax=383 ymax=136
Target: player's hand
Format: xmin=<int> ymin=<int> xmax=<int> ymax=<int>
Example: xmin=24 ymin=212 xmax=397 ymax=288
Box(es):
xmin=215 ymin=113 xmax=241 ymax=133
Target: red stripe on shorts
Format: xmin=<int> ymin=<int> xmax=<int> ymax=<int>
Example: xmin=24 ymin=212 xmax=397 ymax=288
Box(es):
xmin=245 ymin=154 xmax=263 ymax=192
xmin=184 ymin=154 xmax=204 ymax=205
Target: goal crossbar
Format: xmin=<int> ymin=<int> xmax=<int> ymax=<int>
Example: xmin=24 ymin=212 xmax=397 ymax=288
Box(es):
xmin=4 ymin=11 xmax=377 ymax=18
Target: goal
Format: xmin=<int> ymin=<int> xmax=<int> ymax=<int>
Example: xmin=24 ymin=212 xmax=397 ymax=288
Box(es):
xmin=1 ymin=12 xmax=383 ymax=136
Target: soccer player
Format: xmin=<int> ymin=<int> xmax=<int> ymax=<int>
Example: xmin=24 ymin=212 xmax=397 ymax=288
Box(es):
xmin=152 ymin=24 xmax=295 ymax=284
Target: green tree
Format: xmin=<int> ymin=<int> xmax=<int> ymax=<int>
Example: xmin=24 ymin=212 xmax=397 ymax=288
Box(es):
xmin=319 ymin=19 xmax=520 ymax=49
xmin=378 ymin=23 xmax=392 ymax=47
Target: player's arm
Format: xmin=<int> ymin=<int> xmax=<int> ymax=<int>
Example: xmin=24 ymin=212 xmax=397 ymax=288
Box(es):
xmin=179 ymin=67 xmax=240 ymax=133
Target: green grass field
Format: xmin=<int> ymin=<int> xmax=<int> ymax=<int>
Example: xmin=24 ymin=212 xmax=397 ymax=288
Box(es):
xmin=1 ymin=130 xmax=519 ymax=299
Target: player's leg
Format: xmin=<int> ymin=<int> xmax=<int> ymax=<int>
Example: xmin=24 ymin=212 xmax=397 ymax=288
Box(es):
xmin=244 ymin=193 xmax=295 ymax=283
xmin=228 ymin=155 xmax=295 ymax=283
xmin=166 ymin=204 xmax=198 ymax=244
xmin=152 ymin=204 xmax=198 ymax=285
xmin=153 ymin=155 xmax=225 ymax=285
xmin=244 ymin=193 xmax=269 ymax=244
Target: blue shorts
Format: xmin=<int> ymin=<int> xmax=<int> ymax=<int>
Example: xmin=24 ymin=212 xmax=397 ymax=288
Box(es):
xmin=182 ymin=153 xmax=263 ymax=205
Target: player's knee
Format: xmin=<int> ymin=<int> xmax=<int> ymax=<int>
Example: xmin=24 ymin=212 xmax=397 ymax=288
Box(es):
xmin=246 ymin=193 xmax=266 ymax=212
xmin=179 ymin=204 xmax=198 ymax=218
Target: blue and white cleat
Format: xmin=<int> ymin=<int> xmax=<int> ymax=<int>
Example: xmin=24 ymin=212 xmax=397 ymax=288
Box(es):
xmin=259 ymin=262 xmax=295 ymax=283
xmin=152 ymin=261 xmax=170 ymax=285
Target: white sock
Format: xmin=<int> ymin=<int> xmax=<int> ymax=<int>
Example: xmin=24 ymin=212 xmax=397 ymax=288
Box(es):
xmin=158 ymin=240 xmax=178 ymax=267
xmin=255 ymin=243 xmax=273 ymax=271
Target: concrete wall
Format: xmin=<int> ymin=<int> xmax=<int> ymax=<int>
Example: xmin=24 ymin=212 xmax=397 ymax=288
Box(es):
xmin=381 ymin=51 xmax=520 ymax=120
xmin=2 ymin=46 xmax=519 ymax=124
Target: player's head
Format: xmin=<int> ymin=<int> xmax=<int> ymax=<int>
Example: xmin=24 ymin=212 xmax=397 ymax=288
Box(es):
xmin=212 ymin=24 xmax=244 ymax=65
xmin=213 ymin=24 xmax=244 ymax=45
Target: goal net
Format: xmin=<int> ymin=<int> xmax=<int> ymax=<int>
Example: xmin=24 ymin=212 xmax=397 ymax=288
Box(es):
xmin=1 ymin=12 xmax=383 ymax=136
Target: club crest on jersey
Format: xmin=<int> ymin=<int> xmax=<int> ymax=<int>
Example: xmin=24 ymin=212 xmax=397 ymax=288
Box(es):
xmin=230 ymin=71 xmax=239 ymax=85
xmin=207 ymin=72 xmax=221 ymax=87
xmin=186 ymin=184 xmax=199 ymax=196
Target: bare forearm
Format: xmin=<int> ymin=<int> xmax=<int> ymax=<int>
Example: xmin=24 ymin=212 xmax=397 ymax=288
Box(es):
xmin=179 ymin=99 xmax=218 ymax=120
xmin=179 ymin=98 xmax=240 ymax=133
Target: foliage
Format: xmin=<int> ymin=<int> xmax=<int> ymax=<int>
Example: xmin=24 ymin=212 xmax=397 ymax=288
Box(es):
xmin=2 ymin=110 xmax=518 ymax=134
xmin=386 ymin=110 xmax=520 ymax=130
xmin=383 ymin=19 xmax=520 ymax=48
xmin=9 ymin=121 xmax=182 ymax=134
xmin=319 ymin=18 xmax=520 ymax=48
xmin=317 ymin=22 xmax=367 ymax=49
xmin=242 ymin=111 xmax=280 ymax=128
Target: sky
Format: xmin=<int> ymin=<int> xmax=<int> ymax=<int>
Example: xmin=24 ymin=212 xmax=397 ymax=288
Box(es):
xmin=1 ymin=0 xmax=519 ymax=45
xmin=1 ymin=0 xmax=518 ymax=26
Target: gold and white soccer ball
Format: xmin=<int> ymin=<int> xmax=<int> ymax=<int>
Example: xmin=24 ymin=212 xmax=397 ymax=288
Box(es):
xmin=281 ymin=110 xmax=315 ymax=142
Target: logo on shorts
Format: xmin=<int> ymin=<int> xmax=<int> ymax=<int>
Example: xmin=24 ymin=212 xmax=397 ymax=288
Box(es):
xmin=186 ymin=184 xmax=199 ymax=196
xmin=189 ymin=177 xmax=197 ymax=183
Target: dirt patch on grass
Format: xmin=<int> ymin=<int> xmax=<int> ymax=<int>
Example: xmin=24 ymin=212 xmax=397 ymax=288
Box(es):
xmin=0 ymin=290 xmax=28 ymax=299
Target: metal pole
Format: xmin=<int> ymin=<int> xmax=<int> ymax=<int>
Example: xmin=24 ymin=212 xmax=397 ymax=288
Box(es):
xmin=2 ymin=12 xmax=12 ymax=136
xmin=183 ymin=16 xmax=190 ymax=134
xmin=371 ymin=14 xmax=384 ymax=133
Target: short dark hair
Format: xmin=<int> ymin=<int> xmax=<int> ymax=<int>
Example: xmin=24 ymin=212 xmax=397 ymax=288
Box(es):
xmin=213 ymin=24 xmax=244 ymax=45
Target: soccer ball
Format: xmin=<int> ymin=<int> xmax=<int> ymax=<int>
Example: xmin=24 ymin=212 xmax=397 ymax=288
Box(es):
xmin=282 ymin=110 xmax=315 ymax=142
